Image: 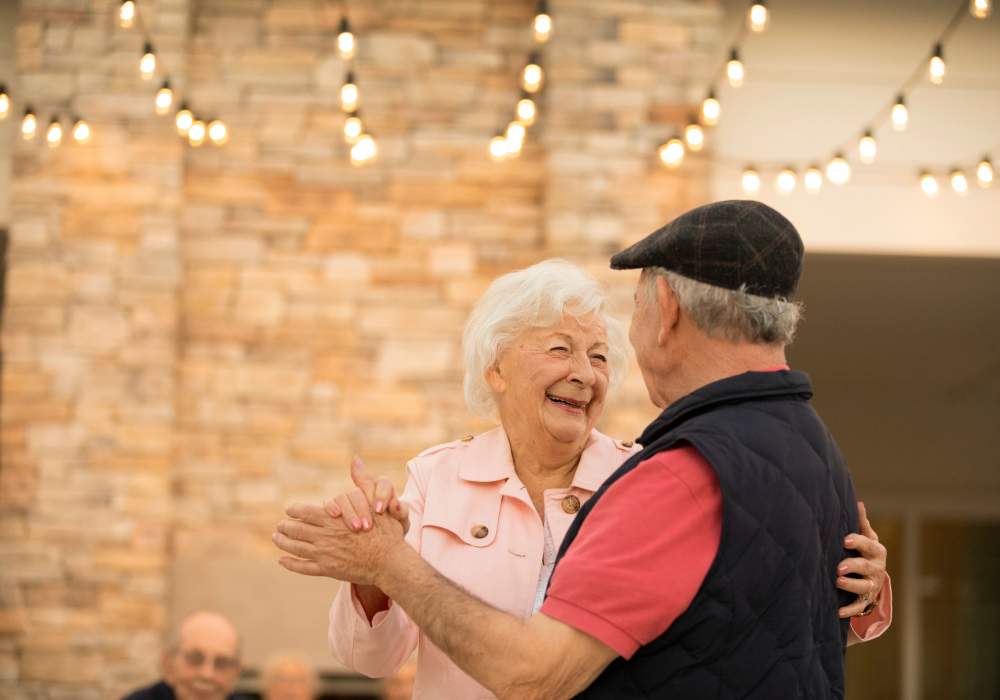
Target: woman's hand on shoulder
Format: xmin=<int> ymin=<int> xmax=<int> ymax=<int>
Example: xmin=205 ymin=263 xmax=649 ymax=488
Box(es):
xmin=324 ymin=456 xmax=410 ymax=534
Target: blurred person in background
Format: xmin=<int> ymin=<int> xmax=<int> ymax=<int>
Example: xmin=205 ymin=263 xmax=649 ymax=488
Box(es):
xmin=261 ymin=653 xmax=317 ymax=700
xmin=378 ymin=656 xmax=416 ymax=700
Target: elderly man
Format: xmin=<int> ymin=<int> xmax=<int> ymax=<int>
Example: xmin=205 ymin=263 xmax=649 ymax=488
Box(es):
xmin=122 ymin=611 xmax=242 ymax=700
xmin=274 ymin=200 xmax=883 ymax=699
xmin=261 ymin=653 xmax=317 ymax=700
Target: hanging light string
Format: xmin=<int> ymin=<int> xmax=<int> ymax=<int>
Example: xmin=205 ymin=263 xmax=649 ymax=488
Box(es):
xmin=657 ymin=1 xmax=770 ymax=169
xmin=122 ymin=0 xmax=229 ymax=147
xmin=489 ymin=1 xmax=552 ymax=162
xmin=731 ymin=0 xmax=993 ymax=195
xmin=332 ymin=1 xmax=378 ymax=166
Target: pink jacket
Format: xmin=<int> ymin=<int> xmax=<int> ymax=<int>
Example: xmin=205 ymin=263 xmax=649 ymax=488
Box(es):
xmin=327 ymin=427 xmax=892 ymax=699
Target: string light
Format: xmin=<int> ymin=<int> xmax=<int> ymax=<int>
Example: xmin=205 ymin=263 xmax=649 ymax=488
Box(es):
xmin=804 ymin=166 xmax=823 ymax=193
xmin=337 ymin=17 xmax=356 ymax=60
xmin=747 ymin=1 xmax=769 ymax=33
xmin=119 ymin=0 xmax=136 ymax=29
xmin=208 ymin=119 xmax=229 ymax=146
xmin=0 ymin=84 xmax=9 ymax=120
xmin=726 ymin=49 xmax=744 ymax=88
xmin=516 ymin=95 xmax=537 ymax=126
xmin=741 ymin=167 xmax=761 ymax=194
xmin=505 ymin=122 xmax=526 ymax=157
xmin=71 ymin=116 xmax=91 ymax=144
xmin=977 ymin=157 xmax=994 ymax=187
xmin=891 ymin=94 xmax=909 ymax=132
xmin=489 ymin=132 xmax=509 ymax=162
xmin=154 ymin=80 xmax=173 ymax=115
xmin=858 ymin=130 xmax=877 ymax=164
xmin=826 ymin=153 xmax=851 ymax=185
xmin=920 ymin=171 xmax=939 ymax=197
xmin=950 ymin=169 xmax=969 ymax=196
xmin=175 ymin=103 xmax=193 ymax=135
xmin=970 ymin=0 xmax=991 ymax=19
xmin=701 ymin=90 xmax=721 ymax=127
xmin=928 ymin=43 xmax=945 ymax=85
xmin=522 ymin=53 xmax=544 ymax=93
xmin=139 ymin=41 xmax=157 ymax=80
xmin=344 ymin=111 xmax=363 ymax=144
xmin=350 ymin=133 xmax=378 ymax=166
xmin=45 ymin=118 xmax=63 ymax=148
xmin=341 ymin=71 xmax=359 ymax=112
xmin=188 ymin=119 xmax=206 ymax=147
xmin=533 ymin=1 xmax=553 ymax=43
xmin=776 ymin=167 xmax=797 ymax=194
xmin=684 ymin=119 xmax=704 ymax=152
xmin=658 ymin=136 xmax=685 ymax=169
xmin=21 ymin=107 xmax=37 ymax=140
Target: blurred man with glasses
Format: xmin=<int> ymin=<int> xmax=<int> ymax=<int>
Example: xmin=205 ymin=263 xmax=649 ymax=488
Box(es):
xmin=123 ymin=611 xmax=242 ymax=700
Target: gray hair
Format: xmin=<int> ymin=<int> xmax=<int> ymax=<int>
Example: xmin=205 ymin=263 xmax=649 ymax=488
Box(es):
xmin=645 ymin=267 xmax=803 ymax=345
xmin=463 ymin=259 xmax=627 ymax=419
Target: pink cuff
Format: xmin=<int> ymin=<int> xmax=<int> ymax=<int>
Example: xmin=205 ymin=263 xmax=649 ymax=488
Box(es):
xmin=850 ymin=573 xmax=893 ymax=641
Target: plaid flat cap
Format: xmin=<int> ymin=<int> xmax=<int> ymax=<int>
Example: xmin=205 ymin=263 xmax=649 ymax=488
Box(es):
xmin=610 ymin=199 xmax=804 ymax=299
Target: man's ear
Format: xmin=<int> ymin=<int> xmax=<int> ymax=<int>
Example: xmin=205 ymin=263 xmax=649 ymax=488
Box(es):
xmin=655 ymin=275 xmax=680 ymax=345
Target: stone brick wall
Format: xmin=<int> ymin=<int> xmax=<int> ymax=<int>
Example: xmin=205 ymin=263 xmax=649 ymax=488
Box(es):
xmin=0 ymin=1 xmax=719 ymax=697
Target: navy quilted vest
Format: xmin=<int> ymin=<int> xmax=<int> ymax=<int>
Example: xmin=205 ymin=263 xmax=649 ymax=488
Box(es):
xmin=553 ymin=370 xmax=859 ymax=699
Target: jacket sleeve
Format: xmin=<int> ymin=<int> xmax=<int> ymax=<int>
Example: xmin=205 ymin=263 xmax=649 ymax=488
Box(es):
xmin=327 ymin=460 xmax=428 ymax=677
xmin=847 ymin=572 xmax=893 ymax=646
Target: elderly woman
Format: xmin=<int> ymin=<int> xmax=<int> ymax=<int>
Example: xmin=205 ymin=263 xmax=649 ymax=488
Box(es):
xmin=323 ymin=259 xmax=891 ymax=699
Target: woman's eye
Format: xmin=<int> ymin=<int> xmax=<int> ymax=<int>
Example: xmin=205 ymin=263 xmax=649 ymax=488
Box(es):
xmin=591 ymin=354 xmax=607 ymax=363
xmin=550 ymin=346 xmax=569 ymax=352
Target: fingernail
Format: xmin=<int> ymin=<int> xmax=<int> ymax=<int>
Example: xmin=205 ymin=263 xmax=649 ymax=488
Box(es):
xmin=374 ymin=501 xmax=384 ymax=514
xmin=838 ymin=565 xmax=848 ymax=575
xmin=350 ymin=517 xmax=361 ymax=530
xmin=362 ymin=518 xmax=370 ymax=530
xmin=844 ymin=536 xmax=855 ymax=547
xmin=839 ymin=610 xmax=849 ymax=618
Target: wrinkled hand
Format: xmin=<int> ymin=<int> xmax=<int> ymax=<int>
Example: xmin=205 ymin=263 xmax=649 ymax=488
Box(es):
xmin=324 ymin=456 xmax=410 ymax=534
xmin=273 ymin=500 xmax=406 ymax=585
xmin=837 ymin=501 xmax=888 ymax=618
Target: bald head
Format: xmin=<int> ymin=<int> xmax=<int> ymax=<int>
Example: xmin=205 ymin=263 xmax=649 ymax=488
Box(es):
xmin=163 ymin=611 xmax=242 ymax=700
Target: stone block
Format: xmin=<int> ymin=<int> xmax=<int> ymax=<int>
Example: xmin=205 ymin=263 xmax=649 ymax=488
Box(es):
xmin=429 ymin=243 xmax=476 ymax=277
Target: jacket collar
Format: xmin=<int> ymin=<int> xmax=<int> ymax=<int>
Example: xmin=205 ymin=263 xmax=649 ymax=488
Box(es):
xmin=638 ymin=369 xmax=813 ymax=447
xmin=459 ymin=426 xmax=608 ymax=493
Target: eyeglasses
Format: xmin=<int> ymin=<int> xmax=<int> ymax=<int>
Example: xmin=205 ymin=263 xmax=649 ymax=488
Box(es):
xmin=179 ymin=649 xmax=239 ymax=672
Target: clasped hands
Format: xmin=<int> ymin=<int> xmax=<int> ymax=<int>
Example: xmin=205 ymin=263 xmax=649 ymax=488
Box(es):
xmin=273 ymin=457 xmax=408 ymax=586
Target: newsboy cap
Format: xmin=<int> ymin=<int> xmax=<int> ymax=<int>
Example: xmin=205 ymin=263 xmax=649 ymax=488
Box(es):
xmin=610 ymin=200 xmax=804 ymax=299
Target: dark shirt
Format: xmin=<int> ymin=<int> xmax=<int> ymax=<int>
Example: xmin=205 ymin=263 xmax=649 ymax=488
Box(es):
xmin=121 ymin=681 xmax=176 ymax=700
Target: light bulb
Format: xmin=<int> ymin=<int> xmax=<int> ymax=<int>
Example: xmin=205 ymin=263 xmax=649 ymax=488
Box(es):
xmin=350 ymin=133 xmax=378 ymax=166
xmin=826 ymin=153 xmax=851 ymax=185
xmin=21 ymin=108 xmax=37 ymax=139
xmin=701 ymin=91 xmax=720 ymax=126
xmin=337 ymin=18 xmax=356 ymax=60
xmin=188 ymin=119 xmax=206 ymax=147
xmin=976 ymin=157 xmax=994 ymax=187
xmin=344 ymin=112 xmax=363 ymax=144
xmin=522 ymin=54 xmax=544 ymax=93
xmin=804 ymin=166 xmax=823 ymax=193
xmin=858 ymin=130 xmax=877 ymax=164
xmin=489 ymin=134 xmax=509 ymax=162
xmin=684 ymin=121 xmax=704 ymax=152
xmin=154 ymin=80 xmax=173 ymax=115
xmin=748 ymin=2 xmax=769 ymax=32
xmin=46 ymin=118 xmax=63 ymax=148
xmin=208 ymin=119 xmax=229 ymax=145
xmin=741 ymin=168 xmax=761 ymax=194
xmin=175 ymin=104 xmax=193 ymax=135
xmin=341 ymin=72 xmax=359 ymax=112
xmin=950 ymin=170 xmax=969 ymax=196
xmin=71 ymin=117 xmax=91 ymax=144
xmin=727 ymin=49 xmax=744 ymax=88
xmin=119 ymin=0 xmax=136 ymax=29
xmin=505 ymin=121 xmax=526 ymax=149
xmin=533 ymin=3 xmax=553 ymax=43
xmin=505 ymin=134 xmax=524 ymax=158
xmin=928 ymin=43 xmax=945 ymax=85
xmin=658 ymin=137 xmax=685 ymax=169
xmin=891 ymin=95 xmax=908 ymax=132
xmin=920 ymin=172 xmax=939 ymax=197
xmin=971 ymin=0 xmax=992 ymax=19
xmin=516 ymin=96 xmax=537 ymax=126
xmin=140 ymin=42 xmax=156 ymax=80
xmin=776 ymin=168 xmax=796 ymax=194
xmin=0 ymin=84 xmax=10 ymax=120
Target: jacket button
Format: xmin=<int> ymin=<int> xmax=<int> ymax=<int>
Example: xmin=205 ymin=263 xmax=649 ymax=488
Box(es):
xmin=471 ymin=524 xmax=489 ymax=539
xmin=621 ymin=440 xmax=634 ymax=448
xmin=561 ymin=495 xmax=581 ymax=514
xmin=461 ymin=434 xmax=474 ymax=442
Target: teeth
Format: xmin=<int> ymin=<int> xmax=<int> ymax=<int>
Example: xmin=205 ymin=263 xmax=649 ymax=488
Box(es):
xmin=547 ymin=394 xmax=585 ymax=408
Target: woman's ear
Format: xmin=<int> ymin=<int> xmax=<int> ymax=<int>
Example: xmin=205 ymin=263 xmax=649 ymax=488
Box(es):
xmin=485 ymin=362 xmax=506 ymax=394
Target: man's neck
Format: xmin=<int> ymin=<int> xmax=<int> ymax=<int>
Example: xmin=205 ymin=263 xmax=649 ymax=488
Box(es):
xmin=658 ymin=338 xmax=788 ymax=408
